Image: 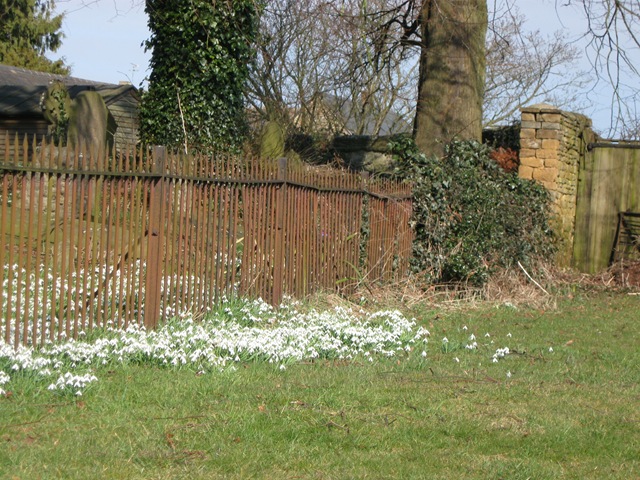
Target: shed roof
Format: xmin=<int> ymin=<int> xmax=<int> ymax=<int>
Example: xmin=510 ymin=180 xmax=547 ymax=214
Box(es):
xmin=0 ymin=64 xmax=138 ymax=117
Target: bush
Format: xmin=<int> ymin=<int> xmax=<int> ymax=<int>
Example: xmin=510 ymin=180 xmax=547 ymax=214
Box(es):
xmin=391 ymin=137 xmax=555 ymax=286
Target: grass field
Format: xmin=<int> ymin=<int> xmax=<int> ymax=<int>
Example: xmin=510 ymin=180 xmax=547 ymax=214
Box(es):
xmin=1 ymin=290 xmax=638 ymax=479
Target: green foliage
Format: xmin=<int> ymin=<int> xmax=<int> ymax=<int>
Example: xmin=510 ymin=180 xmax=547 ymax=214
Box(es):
xmin=41 ymin=80 xmax=71 ymax=144
xmin=140 ymin=0 xmax=259 ymax=153
xmin=391 ymin=137 xmax=555 ymax=285
xmin=482 ymin=121 xmax=521 ymax=152
xmin=0 ymin=0 xmax=69 ymax=74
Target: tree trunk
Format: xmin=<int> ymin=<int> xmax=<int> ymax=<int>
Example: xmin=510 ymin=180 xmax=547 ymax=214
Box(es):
xmin=413 ymin=0 xmax=488 ymax=157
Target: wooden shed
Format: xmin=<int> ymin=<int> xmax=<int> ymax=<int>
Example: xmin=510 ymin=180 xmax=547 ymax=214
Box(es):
xmin=0 ymin=63 xmax=140 ymax=153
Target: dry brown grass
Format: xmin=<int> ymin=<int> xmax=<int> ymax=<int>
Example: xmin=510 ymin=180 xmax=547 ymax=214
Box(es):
xmin=301 ymin=260 xmax=640 ymax=316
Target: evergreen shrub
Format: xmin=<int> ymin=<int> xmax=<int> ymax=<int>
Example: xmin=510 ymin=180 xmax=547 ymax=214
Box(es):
xmin=391 ymin=137 xmax=555 ymax=285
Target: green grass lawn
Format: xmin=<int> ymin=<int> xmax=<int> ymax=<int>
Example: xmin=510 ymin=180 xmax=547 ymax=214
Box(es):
xmin=1 ymin=291 xmax=638 ymax=479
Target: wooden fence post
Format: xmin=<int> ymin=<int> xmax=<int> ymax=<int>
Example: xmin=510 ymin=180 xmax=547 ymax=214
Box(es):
xmin=144 ymin=146 xmax=167 ymax=329
xmin=272 ymin=157 xmax=287 ymax=305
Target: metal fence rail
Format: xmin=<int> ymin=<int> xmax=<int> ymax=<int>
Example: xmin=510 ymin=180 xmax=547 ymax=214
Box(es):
xmin=0 ymin=135 xmax=413 ymax=347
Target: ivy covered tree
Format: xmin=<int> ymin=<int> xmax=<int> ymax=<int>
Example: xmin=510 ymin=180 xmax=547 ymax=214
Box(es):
xmin=0 ymin=0 xmax=69 ymax=74
xmin=140 ymin=0 xmax=259 ymax=153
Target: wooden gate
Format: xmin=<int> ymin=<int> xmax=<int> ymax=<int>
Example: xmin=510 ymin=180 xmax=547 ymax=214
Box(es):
xmin=573 ymin=140 xmax=640 ymax=273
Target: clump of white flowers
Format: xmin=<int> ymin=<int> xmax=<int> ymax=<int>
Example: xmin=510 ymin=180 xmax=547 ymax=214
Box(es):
xmin=48 ymin=372 xmax=98 ymax=396
xmin=0 ymin=299 xmax=431 ymax=396
xmin=0 ymin=299 xmax=520 ymax=397
xmin=492 ymin=347 xmax=510 ymax=363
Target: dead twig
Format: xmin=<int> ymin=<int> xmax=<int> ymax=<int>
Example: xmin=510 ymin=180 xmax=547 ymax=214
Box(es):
xmin=517 ymin=261 xmax=550 ymax=295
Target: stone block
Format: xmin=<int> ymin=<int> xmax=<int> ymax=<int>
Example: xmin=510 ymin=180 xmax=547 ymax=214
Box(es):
xmin=544 ymin=158 xmax=560 ymax=168
xmin=520 ymin=129 xmax=536 ymax=139
xmin=536 ymin=129 xmax=559 ymax=139
xmin=521 ymin=138 xmax=541 ymax=149
xmin=520 ymin=156 xmax=544 ymax=168
xmin=541 ymin=139 xmax=560 ymax=150
xmin=537 ymin=149 xmax=558 ymax=160
xmin=519 ymin=148 xmax=537 ymax=158
xmin=521 ymin=113 xmax=535 ymax=122
xmin=521 ymin=104 xmax=561 ymax=114
xmin=541 ymin=122 xmax=561 ymax=130
xmin=518 ymin=165 xmax=534 ymax=180
xmin=521 ymin=121 xmax=541 ymax=129
xmin=533 ymin=167 xmax=558 ymax=183
xmin=541 ymin=113 xmax=562 ymax=123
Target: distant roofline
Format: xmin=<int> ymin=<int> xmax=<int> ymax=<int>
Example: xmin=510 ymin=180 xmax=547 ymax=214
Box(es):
xmin=0 ymin=64 xmax=138 ymax=118
xmin=0 ymin=63 xmax=134 ymax=89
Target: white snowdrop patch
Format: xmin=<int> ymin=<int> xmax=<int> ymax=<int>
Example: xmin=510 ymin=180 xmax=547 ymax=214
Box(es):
xmin=0 ymin=299 xmax=431 ymax=396
xmin=0 ymin=299 xmax=519 ymax=397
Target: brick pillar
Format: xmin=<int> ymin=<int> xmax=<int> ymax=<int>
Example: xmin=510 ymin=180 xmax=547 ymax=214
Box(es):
xmin=518 ymin=103 xmax=594 ymax=266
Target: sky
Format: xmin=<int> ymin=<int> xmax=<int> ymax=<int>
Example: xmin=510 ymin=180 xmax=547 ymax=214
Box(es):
xmin=47 ymin=0 xmax=639 ymax=135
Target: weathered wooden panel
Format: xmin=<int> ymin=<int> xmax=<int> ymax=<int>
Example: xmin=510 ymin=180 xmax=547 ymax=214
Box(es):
xmin=573 ymin=143 xmax=640 ymax=273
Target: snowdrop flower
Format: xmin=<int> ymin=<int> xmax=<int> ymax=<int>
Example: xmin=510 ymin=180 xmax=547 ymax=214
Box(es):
xmin=469 ymin=334 xmax=476 ymax=341
xmin=506 ymin=371 xmax=512 ymax=378
xmin=421 ymin=351 xmax=427 ymax=358
xmin=549 ymin=347 xmax=554 ymax=353
xmin=442 ymin=337 xmax=449 ymax=344
xmin=462 ymin=326 xmax=468 ymax=331
xmin=485 ymin=333 xmax=491 ymax=338
xmin=492 ymin=347 xmax=510 ymax=363
xmin=0 ymin=371 xmax=10 ymax=396
xmin=454 ymin=357 xmax=460 ymax=363
xmin=507 ymin=333 xmax=512 ymax=338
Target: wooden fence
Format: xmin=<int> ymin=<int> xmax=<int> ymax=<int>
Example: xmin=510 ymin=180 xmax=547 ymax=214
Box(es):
xmin=0 ymin=135 xmax=413 ymax=347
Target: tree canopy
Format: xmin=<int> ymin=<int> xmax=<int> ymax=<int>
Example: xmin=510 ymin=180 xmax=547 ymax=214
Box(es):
xmin=0 ymin=0 xmax=69 ymax=74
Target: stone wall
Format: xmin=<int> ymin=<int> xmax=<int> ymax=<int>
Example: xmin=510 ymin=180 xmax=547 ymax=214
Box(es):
xmin=518 ymin=103 xmax=596 ymax=266
xmin=332 ymin=135 xmax=399 ymax=173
